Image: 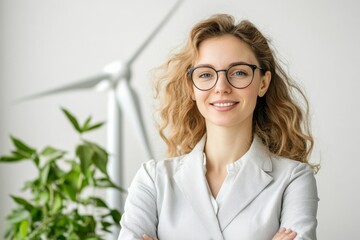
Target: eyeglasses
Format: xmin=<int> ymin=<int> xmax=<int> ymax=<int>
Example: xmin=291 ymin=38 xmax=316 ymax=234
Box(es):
xmin=188 ymin=63 xmax=266 ymax=91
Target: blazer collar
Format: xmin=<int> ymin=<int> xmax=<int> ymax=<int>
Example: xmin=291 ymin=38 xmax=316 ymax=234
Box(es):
xmin=173 ymin=135 xmax=273 ymax=236
xmin=217 ymin=135 xmax=273 ymax=231
xmin=173 ymin=135 xmax=224 ymax=240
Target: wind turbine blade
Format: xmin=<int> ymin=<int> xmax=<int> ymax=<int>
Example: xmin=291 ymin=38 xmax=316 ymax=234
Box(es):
xmin=15 ymin=73 xmax=110 ymax=103
xmin=116 ymin=79 xmax=154 ymax=160
xmin=127 ymin=0 xmax=184 ymax=65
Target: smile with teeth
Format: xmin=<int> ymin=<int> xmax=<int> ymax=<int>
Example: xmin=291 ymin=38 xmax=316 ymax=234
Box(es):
xmin=212 ymin=102 xmax=237 ymax=107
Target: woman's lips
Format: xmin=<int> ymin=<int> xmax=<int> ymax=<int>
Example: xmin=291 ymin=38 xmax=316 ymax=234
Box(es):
xmin=210 ymin=101 xmax=239 ymax=111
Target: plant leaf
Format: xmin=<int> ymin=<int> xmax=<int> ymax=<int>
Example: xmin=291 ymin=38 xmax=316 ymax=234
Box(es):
xmin=80 ymin=114 xmax=105 ymax=133
xmin=110 ymin=209 xmax=121 ymax=224
xmin=41 ymin=146 xmax=67 ymax=159
xmin=51 ymin=191 xmax=63 ymax=213
xmin=40 ymin=163 xmax=51 ymax=185
xmin=95 ymin=178 xmax=126 ymax=192
xmin=37 ymin=190 xmax=49 ymax=205
xmin=6 ymin=209 xmax=29 ymax=224
xmin=85 ymin=141 xmax=108 ymax=175
xmin=41 ymin=146 xmax=58 ymax=156
xmin=101 ymin=220 xmax=112 ymax=231
xmin=82 ymin=116 xmax=92 ymax=130
xmin=46 ymin=162 xmax=64 ymax=184
xmin=62 ymin=108 xmax=82 ymax=133
xmin=4 ymin=226 xmax=15 ymax=238
xmin=11 ymin=150 xmax=30 ymax=159
xmin=76 ymin=144 xmax=94 ymax=174
xmin=61 ymin=184 xmax=77 ymax=201
xmin=10 ymin=136 xmax=36 ymax=155
xmin=62 ymin=170 xmax=80 ymax=200
xmin=11 ymin=196 xmax=34 ymax=212
xmin=0 ymin=155 xmax=24 ymax=162
xmin=19 ymin=220 xmax=29 ymax=238
xmin=84 ymin=122 xmax=105 ymax=132
xmin=88 ymin=197 xmax=108 ymax=208
xmin=84 ymin=237 xmax=101 ymax=240
xmin=85 ymin=168 xmax=95 ymax=186
xmin=33 ymin=154 xmax=40 ymax=167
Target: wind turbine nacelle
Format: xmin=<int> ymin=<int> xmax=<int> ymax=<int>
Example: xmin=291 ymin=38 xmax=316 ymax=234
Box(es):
xmin=103 ymin=61 xmax=132 ymax=85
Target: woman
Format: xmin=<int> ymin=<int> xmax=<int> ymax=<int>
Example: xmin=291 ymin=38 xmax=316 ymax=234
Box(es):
xmin=118 ymin=14 xmax=319 ymax=240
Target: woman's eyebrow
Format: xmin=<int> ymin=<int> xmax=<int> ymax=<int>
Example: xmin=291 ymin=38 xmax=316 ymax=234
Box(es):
xmin=228 ymin=61 xmax=250 ymax=67
xmin=193 ymin=61 xmax=250 ymax=69
xmin=193 ymin=63 xmax=214 ymax=68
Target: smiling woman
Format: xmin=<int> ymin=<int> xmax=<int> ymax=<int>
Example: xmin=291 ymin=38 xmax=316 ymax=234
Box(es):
xmin=118 ymin=14 xmax=319 ymax=240
xmin=190 ymin=35 xmax=270 ymax=133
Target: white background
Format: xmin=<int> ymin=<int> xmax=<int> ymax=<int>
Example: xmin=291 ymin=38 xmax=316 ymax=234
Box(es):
xmin=1 ymin=0 xmax=359 ymax=239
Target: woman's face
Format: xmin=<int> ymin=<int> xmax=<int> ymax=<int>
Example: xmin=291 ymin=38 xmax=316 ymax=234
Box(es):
xmin=192 ymin=34 xmax=271 ymax=131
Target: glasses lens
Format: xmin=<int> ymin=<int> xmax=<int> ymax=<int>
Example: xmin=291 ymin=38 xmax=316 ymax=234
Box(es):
xmin=227 ymin=64 xmax=253 ymax=89
xmin=191 ymin=67 xmax=217 ymax=90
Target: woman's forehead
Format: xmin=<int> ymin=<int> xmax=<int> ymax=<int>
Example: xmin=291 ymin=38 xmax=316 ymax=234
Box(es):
xmin=194 ymin=35 xmax=258 ymax=67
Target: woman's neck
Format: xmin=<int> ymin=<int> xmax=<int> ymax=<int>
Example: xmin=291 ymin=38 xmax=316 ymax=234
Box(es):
xmin=204 ymin=124 xmax=253 ymax=173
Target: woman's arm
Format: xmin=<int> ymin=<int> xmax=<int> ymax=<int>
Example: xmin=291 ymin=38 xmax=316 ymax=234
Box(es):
xmin=280 ymin=163 xmax=319 ymax=239
xmin=142 ymin=227 xmax=297 ymax=240
xmin=118 ymin=160 xmax=158 ymax=240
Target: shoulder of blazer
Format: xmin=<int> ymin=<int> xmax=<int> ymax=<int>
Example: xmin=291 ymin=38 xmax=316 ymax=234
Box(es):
xmin=141 ymin=154 xmax=189 ymax=182
xmin=268 ymin=154 xmax=316 ymax=183
xmin=148 ymin=135 xmax=207 ymax=179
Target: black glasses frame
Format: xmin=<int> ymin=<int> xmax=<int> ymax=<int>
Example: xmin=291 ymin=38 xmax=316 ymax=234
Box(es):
xmin=187 ymin=63 xmax=266 ymax=91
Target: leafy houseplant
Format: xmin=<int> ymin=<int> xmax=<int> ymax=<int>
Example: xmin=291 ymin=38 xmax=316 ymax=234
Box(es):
xmin=0 ymin=108 xmax=122 ymax=239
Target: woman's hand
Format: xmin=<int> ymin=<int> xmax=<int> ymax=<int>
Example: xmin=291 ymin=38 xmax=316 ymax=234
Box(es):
xmin=142 ymin=234 xmax=158 ymax=240
xmin=272 ymin=227 xmax=297 ymax=240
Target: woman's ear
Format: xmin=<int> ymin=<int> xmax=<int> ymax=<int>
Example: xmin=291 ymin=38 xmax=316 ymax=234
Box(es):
xmin=258 ymin=71 xmax=271 ymax=97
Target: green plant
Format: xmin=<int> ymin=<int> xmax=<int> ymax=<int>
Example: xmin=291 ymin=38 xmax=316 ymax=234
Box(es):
xmin=0 ymin=108 xmax=122 ymax=239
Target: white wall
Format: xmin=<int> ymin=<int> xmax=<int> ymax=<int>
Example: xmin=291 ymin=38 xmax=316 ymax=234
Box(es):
xmin=1 ymin=0 xmax=359 ymax=239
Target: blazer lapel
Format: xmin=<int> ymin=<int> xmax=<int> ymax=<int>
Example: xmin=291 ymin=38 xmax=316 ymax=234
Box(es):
xmin=217 ymin=136 xmax=273 ymax=231
xmin=174 ymin=136 xmax=224 ymax=240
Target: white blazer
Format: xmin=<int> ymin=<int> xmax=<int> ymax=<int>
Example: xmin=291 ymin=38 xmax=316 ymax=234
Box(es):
xmin=118 ymin=135 xmax=319 ymax=240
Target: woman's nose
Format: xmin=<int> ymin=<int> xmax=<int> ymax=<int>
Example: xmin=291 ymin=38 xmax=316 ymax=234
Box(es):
xmin=214 ymin=72 xmax=232 ymax=94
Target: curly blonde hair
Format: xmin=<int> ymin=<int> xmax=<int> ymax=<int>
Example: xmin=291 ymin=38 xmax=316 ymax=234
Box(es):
xmin=154 ymin=14 xmax=319 ymax=172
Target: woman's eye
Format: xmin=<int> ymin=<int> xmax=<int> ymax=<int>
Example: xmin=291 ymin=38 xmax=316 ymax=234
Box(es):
xmin=199 ymin=73 xmax=213 ymax=78
xmin=233 ymin=70 xmax=246 ymax=76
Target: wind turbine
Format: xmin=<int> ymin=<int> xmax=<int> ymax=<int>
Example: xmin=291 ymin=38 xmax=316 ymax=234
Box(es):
xmin=17 ymin=0 xmax=183 ymax=218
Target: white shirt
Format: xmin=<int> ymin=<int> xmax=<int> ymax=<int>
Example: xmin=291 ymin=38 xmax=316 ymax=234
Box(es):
xmin=203 ymin=153 xmax=243 ymax=215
